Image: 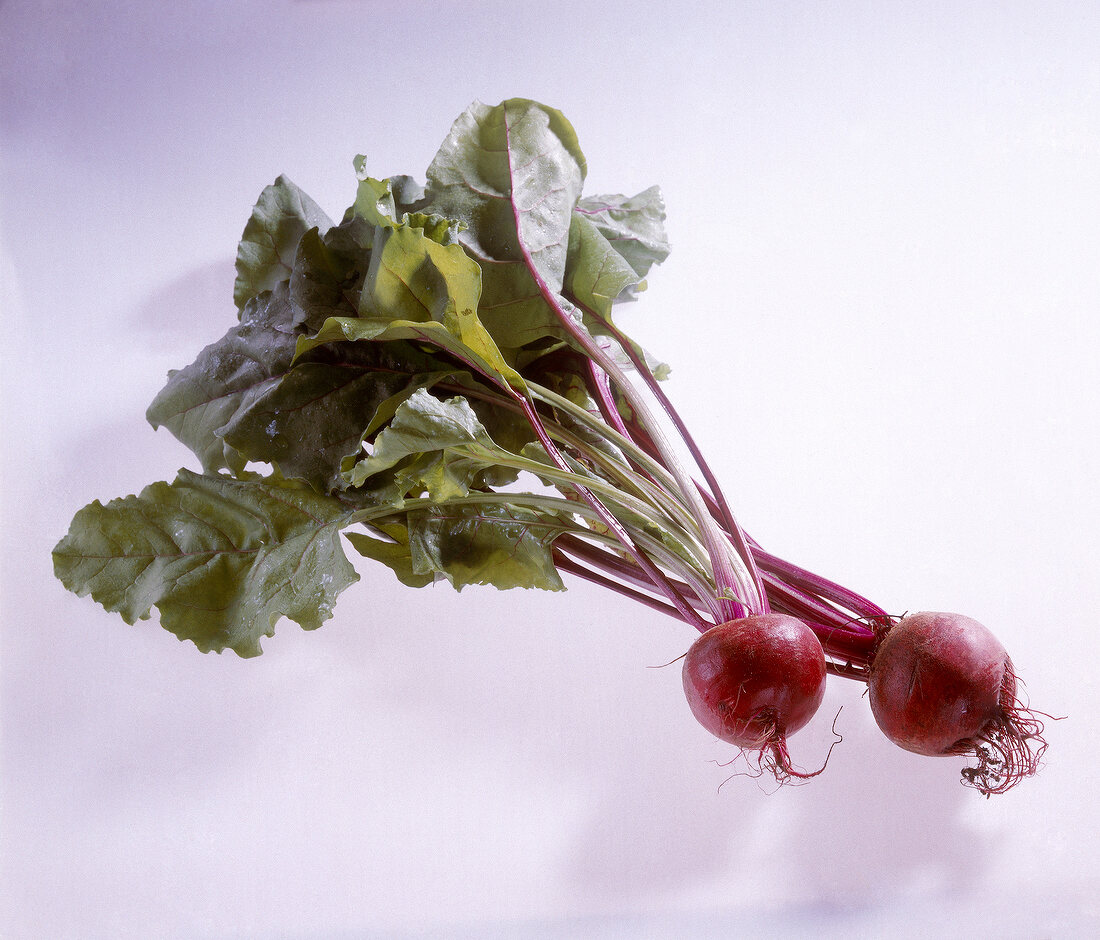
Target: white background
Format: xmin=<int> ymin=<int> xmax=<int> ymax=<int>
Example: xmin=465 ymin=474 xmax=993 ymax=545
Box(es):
xmin=2 ymin=1 xmax=1098 ymax=937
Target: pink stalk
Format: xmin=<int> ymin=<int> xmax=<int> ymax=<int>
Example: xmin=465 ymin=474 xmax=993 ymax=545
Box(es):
xmin=513 ymin=281 xmax=750 ymax=620
xmin=551 ymin=550 xmax=689 ymax=622
xmin=403 ymin=324 xmax=709 ymax=627
xmin=501 ymin=108 xmax=755 ymax=623
xmin=586 ymin=360 xmax=633 ymax=441
xmin=560 ymin=530 xmax=876 ymax=670
xmin=749 ymin=543 xmax=889 ymax=625
xmin=555 ymin=533 xmax=712 ymax=615
xmin=506 ymin=388 xmax=709 ymax=630
xmin=592 ymin=313 xmax=768 ymax=611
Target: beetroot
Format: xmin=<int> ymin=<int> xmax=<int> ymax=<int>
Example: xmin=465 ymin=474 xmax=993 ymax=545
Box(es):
xmin=869 ymin=611 xmax=1048 ymax=795
xmin=682 ymin=614 xmax=828 ymax=781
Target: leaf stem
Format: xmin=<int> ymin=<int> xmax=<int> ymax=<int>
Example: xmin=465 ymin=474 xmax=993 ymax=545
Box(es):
xmin=496 ymin=103 xmax=754 ymax=621
xmin=590 ymin=311 xmax=768 ymax=611
xmin=520 ymin=288 xmax=753 ymax=620
xmin=551 ymin=550 xmax=691 ymax=623
xmin=472 ymin=446 xmax=713 ymax=577
xmin=505 ymin=389 xmax=712 ymax=628
xmin=446 ymin=380 xmax=704 ymax=544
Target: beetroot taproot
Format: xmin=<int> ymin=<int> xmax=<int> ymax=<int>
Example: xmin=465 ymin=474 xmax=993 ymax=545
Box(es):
xmin=869 ymin=611 xmax=1048 ymax=795
xmin=683 ymin=614 xmax=827 ymax=781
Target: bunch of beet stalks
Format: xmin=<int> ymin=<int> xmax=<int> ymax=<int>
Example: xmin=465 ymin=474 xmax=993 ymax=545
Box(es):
xmin=538 ymin=343 xmax=1049 ymax=797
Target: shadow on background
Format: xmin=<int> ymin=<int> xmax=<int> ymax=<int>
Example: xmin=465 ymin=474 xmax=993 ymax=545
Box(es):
xmin=558 ymin=678 xmax=982 ymax=913
xmin=127 ymin=258 xmax=237 ymax=349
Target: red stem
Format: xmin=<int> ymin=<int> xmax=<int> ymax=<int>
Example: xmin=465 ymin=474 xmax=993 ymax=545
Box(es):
xmin=586 ymin=360 xmax=633 ymax=441
xmin=508 ymin=389 xmax=709 ymax=630
xmin=552 ymin=550 xmax=690 ymax=622
xmin=498 ymin=120 xmax=750 ymax=622
xmin=625 ymin=410 xmax=890 ymax=645
xmin=750 ymin=543 xmax=889 ymax=624
xmin=592 ymin=314 xmax=768 ymax=609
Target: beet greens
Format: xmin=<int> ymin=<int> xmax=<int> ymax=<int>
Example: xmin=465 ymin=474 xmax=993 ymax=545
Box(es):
xmin=53 ymin=98 xmax=1048 ymax=794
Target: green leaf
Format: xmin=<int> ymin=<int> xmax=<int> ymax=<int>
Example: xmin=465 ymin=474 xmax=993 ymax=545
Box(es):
xmin=344 ymin=522 xmax=435 ymax=589
xmin=418 ymin=101 xmax=672 ymax=384
xmin=357 ymin=368 xmax=461 ymax=439
xmin=298 ymin=218 xmax=524 ymax=390
xmin=348 ymin=163 xmax=399 ymax=227
xmin=234 ymin=176 xmax=334 ymax=311
xmin=345 ymin=166 xmax=462 ymax=245
xmin=574 ymin=187 xmax=669 ymax=280
xmin=403 ymin=210 xmax=464 ymax=246
xmin=565 ymin=212 xmax=645 ymax=322
xmin=563 ymin=193 xmax=671 ymax=380
xmin=408 ymin=503 xmax=568 ymax=591
xmin=146 ymin=284 xmax=302 ymax=474
xmin=361 ymin=222 xmax=481 ymax=322
xmin=300 ymin=314 xmax=521 ymax=394
xmin=219 ymin=341 xmax=460 ymax=493
xmin=288 ymin=221 xmax=369 ymax=331
xmin=52 ymin=470 xmax=359 ymax=657
xmin=352 ymin=389 xmax=494 ymax=475
xmin=345 ymin=389 xmax=510 ymax=498
xmin=389 ymin=173 xmax=426 ymax=211
xmin=353 ymin=371 xmax=536 ymax=482
xmin=420 ymin=98 xmax=587 ymax=351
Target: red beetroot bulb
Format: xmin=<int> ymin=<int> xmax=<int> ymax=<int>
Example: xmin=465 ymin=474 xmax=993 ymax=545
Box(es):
xmin=869 ymin=611 xmax=1048 ymax=795
xmin=682 ymin=614 xmax=827 ymax=782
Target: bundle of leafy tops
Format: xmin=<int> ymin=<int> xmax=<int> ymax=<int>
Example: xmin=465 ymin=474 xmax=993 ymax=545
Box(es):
xmin=54 ymin=99 xmax=1049 ymax=795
